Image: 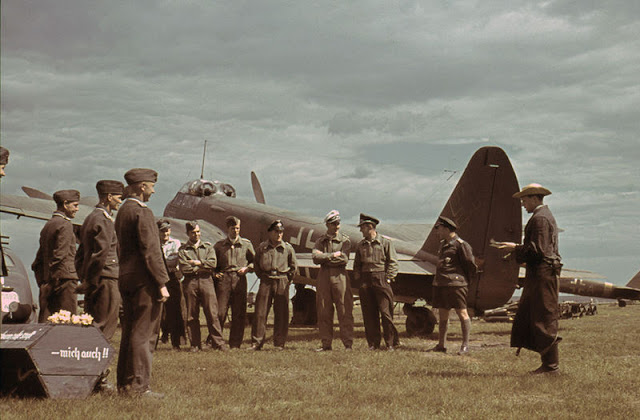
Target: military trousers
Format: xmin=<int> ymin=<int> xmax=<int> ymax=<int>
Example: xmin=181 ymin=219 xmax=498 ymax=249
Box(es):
xmin=38 ymin=279 xmax=78 ymax=323
xmin=84 ymin=277 xmax=121 ymax=341
xmin=215 ymin=271 xmax=248 ymax=348
xmin=251 ymin=276 xmax=289 ymax=348
xmin=117 ymin=280 xmax=162 ymax=393
xmin=316 ymin=266 xmax=354 ymax=349
xmin=183 ymin=275 xmax=225 ymax=349
xmin=358 ymin=272 xmax=398 ymax=349
xmin=161 ymin=273 xmax=187 ymax=348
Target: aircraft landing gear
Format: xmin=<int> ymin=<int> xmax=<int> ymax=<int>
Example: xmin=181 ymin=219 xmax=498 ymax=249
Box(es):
xmin=403 ymin=304 xmax=437 ymax=337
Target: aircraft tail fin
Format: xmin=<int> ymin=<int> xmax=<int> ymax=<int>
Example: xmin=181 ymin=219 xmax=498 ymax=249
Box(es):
xmin=419 ymin=146 xmax=521 ymax=311
xmin=626 ymin=270 xmax=640 ymax=289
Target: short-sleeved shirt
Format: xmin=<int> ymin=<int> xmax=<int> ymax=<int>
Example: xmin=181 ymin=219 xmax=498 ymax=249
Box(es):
xmin=162 ymin=237 xmax=181 ymax=274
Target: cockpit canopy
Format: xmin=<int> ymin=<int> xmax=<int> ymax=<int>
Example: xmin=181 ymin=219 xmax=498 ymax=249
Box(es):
xmin=180 ymin=179 xmax=236 ymax=198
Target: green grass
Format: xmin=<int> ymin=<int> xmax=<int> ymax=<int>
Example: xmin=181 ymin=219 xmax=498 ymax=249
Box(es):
xmin=2 ymin=304 xmax=639 ymax=419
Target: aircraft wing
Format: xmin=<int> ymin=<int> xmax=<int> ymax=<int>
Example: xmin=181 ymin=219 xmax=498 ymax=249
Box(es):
xmin=1 ymin=194 xmax=95 ymax=226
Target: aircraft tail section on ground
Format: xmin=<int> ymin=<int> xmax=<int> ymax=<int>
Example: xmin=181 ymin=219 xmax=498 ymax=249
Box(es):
xmin=626 ymin=270 xmax=640 ymax=290
xmin=419 ymin=146 xmax=522 ymax=311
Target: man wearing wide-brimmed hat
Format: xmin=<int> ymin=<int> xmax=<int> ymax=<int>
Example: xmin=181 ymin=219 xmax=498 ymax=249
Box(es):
xmin=353 ymin=213 xmax=399 ymax=351
xmin=32 ymin=189 xmax=81 ymax=322
xmin=115 ymin=168 xmax=170 ymax=398
xmin=493 ymin=183 xmax=562 ymax=374
xmin=75 ymin=180 xmax=125 ymax=341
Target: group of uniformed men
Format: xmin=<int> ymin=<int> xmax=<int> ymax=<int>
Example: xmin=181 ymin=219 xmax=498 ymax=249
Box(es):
xmin=0 ymin=144 xmax=563 ymax=401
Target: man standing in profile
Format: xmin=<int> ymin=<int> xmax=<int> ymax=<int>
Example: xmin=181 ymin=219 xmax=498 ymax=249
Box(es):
xmin=178 ymin=221 xmax=227 ymax=352
xmin=494 ymin=183 xmax=562 ymax=374
xmin=251 ymin=220 xmax=297 ymax=351
xmin=353 ymin=213 xmax=399 ymax=351
xmin=430 ymin=216 xmax=476 ymax=355
xmin=32 ymin=189 xmax=81 ymax=322
xmin=214 ymin=216 xmax=255 ymax=349
xmin=157 ymin=219 xmax=186 ymax=350
xmin=312 ymin=210 xmax=354 ymax=351
xmin=76 ymin=180 xmax=125 ymax=341
xmin=115 ymin=168 xmax=170 ymax=398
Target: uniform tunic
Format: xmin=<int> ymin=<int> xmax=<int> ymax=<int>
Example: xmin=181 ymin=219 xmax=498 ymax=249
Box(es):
xmin=214 ymin=236 xmax=255 ymax=348
xmin=251 ymin=240 xmax=297 ymax=349
xmin=353 ymin=234 xmax=399 ymax=349
xmin=433 ymin=233 xmax=476 ymax=310
xmin=75 ymin=205 xmax=121 ymax=339
xmin=178 ymin=240 xmax=225 ymax=349
xmin=32 ymin=212 xmax=79 ymax=322
xmin=511 ymin=205 xmax=562 ymax=358
xmin=115 ymin=198 xmax=169 ymax=393
xmin=312 ymin=232 xmax=354 ymax=349
xmin=160 ymin=237 xmax=186 ymax=348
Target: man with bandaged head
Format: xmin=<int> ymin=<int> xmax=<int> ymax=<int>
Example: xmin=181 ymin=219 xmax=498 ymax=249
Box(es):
xmin=312 ymin=210 xmax=354 ymax=351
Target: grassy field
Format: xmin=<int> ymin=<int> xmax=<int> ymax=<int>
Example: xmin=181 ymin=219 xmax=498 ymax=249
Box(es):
xmin=2 ymin=303 xmax=639 ymax=419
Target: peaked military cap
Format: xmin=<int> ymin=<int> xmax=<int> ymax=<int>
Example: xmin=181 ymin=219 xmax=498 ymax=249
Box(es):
xmin=324 ymin=209 xmax=341 ymax=224
xmin=96 ymin=179 xmax=125 ymax=195
xmin=435 ymin=216 xmax=457 ymax=231
xmin=513 ymin=183 xmax=552 ymax=199
xmin=157 ymin=218 xmax=171 ymax=231
xmin=53 ymin=189 xmax=81 ymax=206
xmin=357 ymin=213 xmax=379 ymax=227
xmin=0 ymin=147 xmax=9 ymax=165
xmin=268 ymin=219 xmax=285 ymax=232
xmin=124 ymin=168 xmax=158 ymax=185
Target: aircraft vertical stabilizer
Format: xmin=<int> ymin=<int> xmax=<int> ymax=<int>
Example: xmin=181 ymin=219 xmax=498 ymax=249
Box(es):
xmin=626 ymin=270 xmax=640 ymax=290
xmin=420 ymin=146 xmax=521 ymax=311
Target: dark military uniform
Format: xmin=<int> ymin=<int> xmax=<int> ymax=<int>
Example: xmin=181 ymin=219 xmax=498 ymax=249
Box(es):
xmin=214 ymin=236 xmax=255 ymax=348
xmin=160 ymin=236 xmax=186 ymax=349
xmin=178 ymin=239 xmax=226 ymax=349
xmin=433 ymin=233 xmax=476 ymax=309
xmin=115 ymin=197 xmax=169 ymax=393
xmin=512 ymin=205 xmax=562 ymax=370
xmin=252 ymin=240 xmax=297 ymax=349
xmin=312 ymin=232 xmax=354 ymax=350
xmin=75 ymin=205 xmax=121 ymax=340
xmin=32 ymin=212 xmax=79 ymax=322
xmin=353 ymin=234 xmax=399 ymax=349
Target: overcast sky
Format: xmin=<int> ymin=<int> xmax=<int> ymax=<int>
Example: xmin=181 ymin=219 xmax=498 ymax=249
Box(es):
xmin=1 ymin=1 xmax=639 ymax=288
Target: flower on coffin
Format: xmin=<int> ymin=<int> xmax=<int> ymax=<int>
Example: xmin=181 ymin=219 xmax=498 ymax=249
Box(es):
xmin=47 ymin=310 xmax=93 ymax=326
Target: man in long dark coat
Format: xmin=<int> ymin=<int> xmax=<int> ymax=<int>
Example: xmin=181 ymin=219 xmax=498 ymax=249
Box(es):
xmin=32 ymin=189 xmax=81 ymax=322
xmin=496 ymin=183 xmax=562 ymax=374
xmin=76 ymin=180 xmax=124 ymax=340
xmin=115 ymin=168 xmax=170 ymax=397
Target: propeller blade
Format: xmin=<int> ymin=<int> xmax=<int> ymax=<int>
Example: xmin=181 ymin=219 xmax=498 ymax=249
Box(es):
xmin=251 ymin=171 xmax=266 ymax=204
